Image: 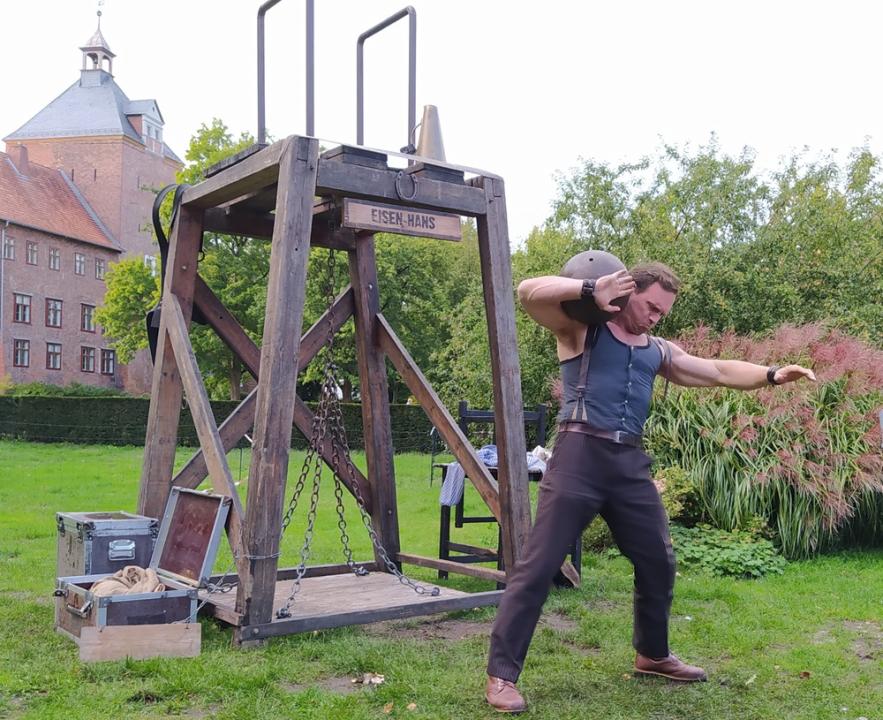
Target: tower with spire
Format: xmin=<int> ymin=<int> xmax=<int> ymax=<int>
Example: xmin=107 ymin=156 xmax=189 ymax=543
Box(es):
xmin=80 ymin=10 xmax=115 ymax=75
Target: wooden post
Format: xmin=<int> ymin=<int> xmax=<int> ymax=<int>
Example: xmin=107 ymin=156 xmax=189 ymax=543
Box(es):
xmin=236 ymin=136 xmax=319 ymax=632
xmin=472 ymin=175 xmax=532 ymax=572
xmin=138 ymin=205 xmax=204 ymax=519
xmin=348 ymin=232 xmax=400 ymax=566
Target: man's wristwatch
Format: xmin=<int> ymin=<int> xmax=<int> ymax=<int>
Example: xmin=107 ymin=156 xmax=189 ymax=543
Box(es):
xmin=767 ymin=365 xmax=782 ymax=385
xmin=580 ymin=279 xmax=596 ymax=299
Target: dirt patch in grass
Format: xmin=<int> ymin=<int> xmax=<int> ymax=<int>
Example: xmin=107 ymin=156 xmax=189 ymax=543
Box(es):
xmin=538 ymin=612 xmax=600 ymax=656
xmin=809 ymin=621 xmax=881 ymax=662
xmin=811 ymin=628 xmax=834 ymax=644
xmin=538 ymin=612 xmax=579 ymax=633
xmin=843 ymin=620 xmax=882 ymax=663
xmin=281 ymin=676 xmax=367 ymax=695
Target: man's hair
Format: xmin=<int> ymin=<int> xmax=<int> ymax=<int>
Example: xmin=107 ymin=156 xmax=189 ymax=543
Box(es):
xmin=630 ymin=262 xmax=681 ymax=294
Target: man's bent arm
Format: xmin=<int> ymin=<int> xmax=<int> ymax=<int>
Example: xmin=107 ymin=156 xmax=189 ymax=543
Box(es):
xmin=517 ymin=276 xmax=584 ymax=332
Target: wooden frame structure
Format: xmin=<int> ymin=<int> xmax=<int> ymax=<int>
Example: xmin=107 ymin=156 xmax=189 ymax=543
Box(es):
xmin=136 ymin=136 xmax=533 ymax=643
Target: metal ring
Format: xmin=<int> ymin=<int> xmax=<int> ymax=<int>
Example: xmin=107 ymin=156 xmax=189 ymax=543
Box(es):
xmin=394 ymin=170 xmax=418 ymax=201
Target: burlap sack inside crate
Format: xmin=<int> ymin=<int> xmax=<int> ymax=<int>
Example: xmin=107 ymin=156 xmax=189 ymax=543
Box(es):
xmin=90 ymin=565 xmax=166 ymax=596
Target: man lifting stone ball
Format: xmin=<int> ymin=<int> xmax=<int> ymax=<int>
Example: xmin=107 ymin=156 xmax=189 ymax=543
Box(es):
xmin=484 ymin=252 xmax=816 ymax=713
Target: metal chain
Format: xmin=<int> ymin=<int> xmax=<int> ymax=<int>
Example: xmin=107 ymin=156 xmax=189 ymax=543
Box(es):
xmin=275 ymin=249 xmax=439 ymax=619
xmin=326 ymin=389 xmax=439 ymax=596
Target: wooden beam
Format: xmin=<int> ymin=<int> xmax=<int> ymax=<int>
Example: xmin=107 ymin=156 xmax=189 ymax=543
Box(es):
xmin=447 ymin=542 xmax=498 ymax=558
xmin=202 ymin=208 xmax=275 ymax=239
xmin=173 ymin=389 xmax=257 ymax=492
xmin=376 ymin=314 xmax=501 ymax=520
xmin=193 ymin=275 xmax=261 ymax=375
xmin=209 ymin=561 xmax=379 ymax=587
xmin=202 ymin=208 xmax=357 ymax=251
xmin=237 ymin=590 xmax=504 ymax=639
xmin=317 ymin=160 xmax=487 ymax=216
xmin=162 ymin=295 xmax=248 ymax=577
xmin=173 ymin=285 xmax=363 ymax=502
xmin=238 ymin=136 xmax=320 ymax=627
xmin=348 ymin=233 xmax=400 ymax=565
xmin=396 ymin=553 xmax=506 ymax=583
xmin=473 ymin=175 xmax=532 ymax=572
xmin=138 ymin=205 xmax=204 ymax=519
xmin=181 ymin=139 xmax=285 ymax=209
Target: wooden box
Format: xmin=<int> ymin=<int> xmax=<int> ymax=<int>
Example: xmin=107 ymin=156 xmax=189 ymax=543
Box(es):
xmin=56 ymin=510 xmax=158 ymax=577
xmin=54 ymin=488 xmax=230 ymax=662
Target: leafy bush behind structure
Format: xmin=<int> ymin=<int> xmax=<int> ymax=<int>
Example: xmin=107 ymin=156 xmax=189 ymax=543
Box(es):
xmin=646 ymin=323 xmax=883 ymax=559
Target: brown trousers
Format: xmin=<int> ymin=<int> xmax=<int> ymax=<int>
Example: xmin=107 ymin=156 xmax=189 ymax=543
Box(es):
xmin=487 ymin=431 xmax=676 ymax=682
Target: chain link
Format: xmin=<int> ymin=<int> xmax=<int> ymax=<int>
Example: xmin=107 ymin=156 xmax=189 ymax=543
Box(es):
xmin=275 ymin=250 xmax=438 ymax=619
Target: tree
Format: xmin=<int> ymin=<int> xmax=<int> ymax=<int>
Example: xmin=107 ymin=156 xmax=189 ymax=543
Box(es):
xmin=94 ymin=258 xmax=160 ymax=363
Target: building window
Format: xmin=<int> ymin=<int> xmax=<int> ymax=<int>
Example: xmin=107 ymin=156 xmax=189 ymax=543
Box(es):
xmin=74 ymin=252 xmax=86 ymax=275
xmin=144 ymin=254 xmax=158 ymax=276
xmin=95 ymin=258 xmax=106 ymax=279
xmin=100 ymin=348 xmax=115 ymax=375
xmin=3 ymin=235 xmax=13 ymax=260
xmin=81 ymin=346 xmax=96 ymax=373
xmin=13 ymin=293 xmax=31 ymax=324
xmin=47 ymin=343 xmax=62 ymax=370
xmin=13 ymin=339 xmax=30 ymax=367
xmin=81 ymin=304 xmax=95 ymax=332
xmin=46 ymin=298 xmax=63 ymax=328
xmin=49 ymin=247 xmax=61 ymax=270
xmin=26 ymin=242 xmax=38 ymax=265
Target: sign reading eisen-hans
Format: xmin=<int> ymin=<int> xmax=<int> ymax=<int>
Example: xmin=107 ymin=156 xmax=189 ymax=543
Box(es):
xmin=342 ymin=199 xmax=462 ymax=242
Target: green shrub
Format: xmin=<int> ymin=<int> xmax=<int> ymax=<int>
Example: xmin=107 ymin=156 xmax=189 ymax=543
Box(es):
xmin=670 ymin=522 xmax=787 ymax=578
xmin=7 ymin=382 xmax=129 ymax=397
xmin=645 ymin=323 xmax=883 ymax=559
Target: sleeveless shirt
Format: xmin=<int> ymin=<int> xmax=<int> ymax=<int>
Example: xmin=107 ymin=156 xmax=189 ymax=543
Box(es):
xmin=557 ymin=324 xmax=664 ymax=435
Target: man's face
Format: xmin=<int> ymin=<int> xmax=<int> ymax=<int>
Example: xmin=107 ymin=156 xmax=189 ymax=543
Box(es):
xmin=620 ymin=282 xmax=676 ymax=334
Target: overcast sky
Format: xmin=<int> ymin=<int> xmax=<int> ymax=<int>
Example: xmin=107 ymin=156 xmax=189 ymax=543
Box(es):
xmin=3 ymin=1 xmax=882 ymax=245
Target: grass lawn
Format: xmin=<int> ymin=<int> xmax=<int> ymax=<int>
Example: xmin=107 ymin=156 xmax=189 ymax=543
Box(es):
xmin=0 ymin=439 xmax=880 ymax=719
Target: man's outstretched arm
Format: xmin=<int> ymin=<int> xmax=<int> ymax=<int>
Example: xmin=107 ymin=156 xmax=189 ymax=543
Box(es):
xmin=664 ymin=341 xmax=817 ymax=390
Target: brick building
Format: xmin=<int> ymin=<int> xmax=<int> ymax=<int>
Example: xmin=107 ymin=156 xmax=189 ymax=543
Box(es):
xmin=0 ymin=18 xmax=182 ymax=394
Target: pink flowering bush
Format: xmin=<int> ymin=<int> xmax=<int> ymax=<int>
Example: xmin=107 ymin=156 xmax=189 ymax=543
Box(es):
xmin=645 ymin=323 xmax=882 ymax=559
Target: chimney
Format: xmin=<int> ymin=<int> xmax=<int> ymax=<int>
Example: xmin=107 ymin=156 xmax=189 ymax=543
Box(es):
xmin=10 ymin=145 xmax=29 ymax=174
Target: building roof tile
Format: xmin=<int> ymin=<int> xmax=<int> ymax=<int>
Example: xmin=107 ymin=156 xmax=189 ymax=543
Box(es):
xmin=0 ymin=152 xmax=120 ymax=251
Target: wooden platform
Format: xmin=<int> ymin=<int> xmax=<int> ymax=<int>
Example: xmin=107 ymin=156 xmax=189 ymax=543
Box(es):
xmin=201 ymin=570 xmax=503 ymax=640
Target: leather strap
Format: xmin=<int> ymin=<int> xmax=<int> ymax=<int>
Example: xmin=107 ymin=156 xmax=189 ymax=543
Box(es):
xmin=569 ymin=325 xmax=600 ymax=422
xmin=558 ymin=421 xmax=643 ymax=448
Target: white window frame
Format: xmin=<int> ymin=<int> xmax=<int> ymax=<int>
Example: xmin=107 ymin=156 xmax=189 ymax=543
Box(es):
xmin=80 ymin=346 xmax=96 ymax=373
xmin=47 ymin=342 xmax=62 ymax=370
xmin=13 ymin=293 xmax=31 ymax=324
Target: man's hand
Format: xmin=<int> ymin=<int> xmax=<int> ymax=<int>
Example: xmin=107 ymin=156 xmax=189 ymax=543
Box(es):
xmin=772 ymin=364 xmax=817 ymax=385
xmin=593 ymin=269 xmax=636 ymax=312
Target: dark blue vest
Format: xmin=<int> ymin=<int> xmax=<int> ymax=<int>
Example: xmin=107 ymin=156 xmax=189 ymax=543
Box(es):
xmin=557 ymin=324 xmax=664 ymax=435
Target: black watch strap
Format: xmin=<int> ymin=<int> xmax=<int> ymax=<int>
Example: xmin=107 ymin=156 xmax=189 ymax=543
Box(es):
xmin=580 ymin=279 xmax=596 ymax=299
xmin=767 ymin=365 xmax=782 ymax=385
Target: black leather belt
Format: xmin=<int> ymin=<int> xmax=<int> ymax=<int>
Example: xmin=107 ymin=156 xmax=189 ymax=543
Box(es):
xmin=558 ymin=421 xmax=643 ymax=448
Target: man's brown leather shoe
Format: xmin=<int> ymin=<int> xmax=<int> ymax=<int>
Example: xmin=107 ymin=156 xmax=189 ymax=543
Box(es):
xmin=485 ymin=675 xmax=527 ymax=713
xmin=634 ymin=653 xmax=707 ymax=682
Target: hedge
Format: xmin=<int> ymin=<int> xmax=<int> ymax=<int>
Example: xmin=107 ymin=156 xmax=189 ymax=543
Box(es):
xmin=0 ymin=397 xmax=438 ymax=453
